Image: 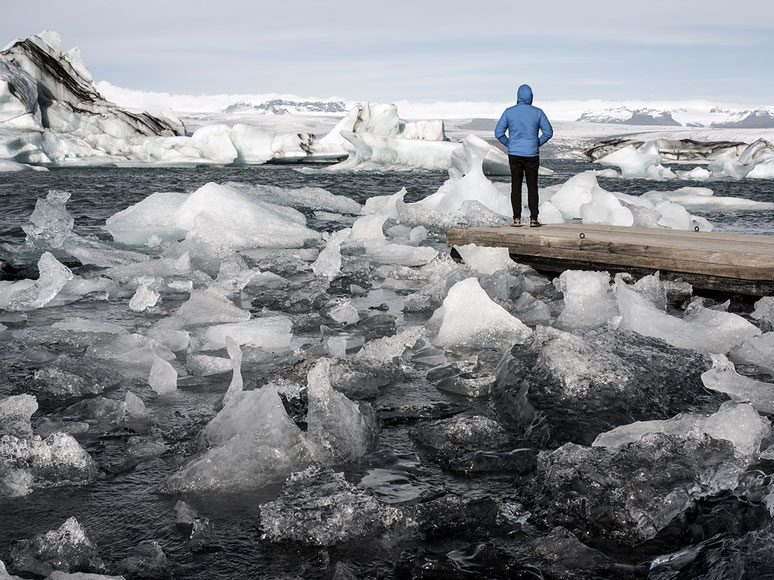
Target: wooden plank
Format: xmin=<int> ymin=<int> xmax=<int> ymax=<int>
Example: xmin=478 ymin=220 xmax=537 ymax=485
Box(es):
xmin=449 ymin=225 xmax=774 ymax=256
xmin=447 ymin=229 xmax=774 ymax=270
xmin=446 ymin=224 xmax=774 ymax=294
xmin=505 ymin=243 xmax=774 ymax=280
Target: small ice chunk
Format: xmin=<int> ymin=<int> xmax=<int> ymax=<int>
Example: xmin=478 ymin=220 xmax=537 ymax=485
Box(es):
xmin=8 ymin=517 xmax=104 ymax=577
xmin=163 ymin=384 xmax=316 ymax=493
xmin=615 ymin=278 xmax=760 ymax=353
xmin=327 ymin=300 xmax=360 ymax=325
xmin=0 ymin=252 xmax=73 ymax=311
xmin=129 ymin=284 xmax=160 ymax=312
xmin=148 ymin=356 xmax=177 ymax=395
xmin=547 ymin=172 xmax=596 ymax=219
xmin=752 ymin=296 xmax=774 ymax=329
xmin=307 ymin=358 xmax=377 ymax=464
xmin=119 ymin=391 xmax=149 ymax=432
xmin=0 ymin=394 xmax=38 ymax=438
xmin=594 ymin=401 xmax=770 ymax=458
xmin=325 ymin=333 xmax=364 ymax=358
xmin=579 ymin=186 xmax=634 ymax=226
xmin=86 ymin=333 xmax=175 ymax=369
xmin=165 ymin=289 xmax=250 ymax=328
xmin=454 ymin=244 xmax=517 ymax=275
xmin=596 ymin=142 xmax=662 ymax=179
xmin=358 ymin=327 xmax=424 ymax=361
xmin=0 ymin=433 xmax=97 ymax=498
xmin=731 ymin=333 xmax=774 ymax=375
xmin=432 ymin=278 xmax=531 ymax=348
xmin=259 ymin=467 xmax=393 ymax=546
xmin=186 ymin=353 xmax=232 ymax=376
xmin=51 ymin=317 xmax=128 ymax=335
xmin=555 ymin=270 xmax=618 ymax=329
xmin=362 ymin=187 xmax=406 ymax=219
xmin=222 ymin=337 xmax=243 ymax=406
xmin=22 ymin=190 xmax=74 ymax=248
xmin=199 ymin=316 xmax=292 ymax=351
xmin=701 ymin=354 xmax=774 ymax=414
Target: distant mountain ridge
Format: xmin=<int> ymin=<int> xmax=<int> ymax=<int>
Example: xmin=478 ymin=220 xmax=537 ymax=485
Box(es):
xmin=223 ymin=99 xmax=349 ymax=115
xmin=577 ymin=106 xmax=774 ymax=128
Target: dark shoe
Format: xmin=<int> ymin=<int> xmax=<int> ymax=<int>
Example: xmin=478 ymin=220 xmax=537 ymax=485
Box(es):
xmin=530 ymin=219 xmax=542 ymax=228
xmin=511 ymin=218 xmax=522 ymax=227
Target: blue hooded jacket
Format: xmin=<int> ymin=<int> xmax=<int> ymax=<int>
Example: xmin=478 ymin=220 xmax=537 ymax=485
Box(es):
xmin=495 ymin=84 xmax=553 ymax=157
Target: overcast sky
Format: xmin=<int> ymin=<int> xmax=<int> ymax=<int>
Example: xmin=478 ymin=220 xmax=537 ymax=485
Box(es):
xmin=3 ymin=0 xmax=773 ymax=104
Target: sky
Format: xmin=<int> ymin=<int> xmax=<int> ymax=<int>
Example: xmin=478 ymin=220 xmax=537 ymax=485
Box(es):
xmin=2 ymin=0 xmax=773 ymax=105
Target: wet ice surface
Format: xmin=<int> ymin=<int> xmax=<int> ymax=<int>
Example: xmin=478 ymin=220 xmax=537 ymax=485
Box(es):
xmin=2 ymin=162 xmax=774 ymax=579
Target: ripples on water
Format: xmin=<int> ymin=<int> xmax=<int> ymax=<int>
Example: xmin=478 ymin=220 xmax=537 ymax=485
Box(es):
xmin=1 ymin=161 xmax=774 ymax=579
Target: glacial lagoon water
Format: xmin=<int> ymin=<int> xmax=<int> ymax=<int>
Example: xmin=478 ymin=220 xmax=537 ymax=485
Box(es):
xmin=2 ymin=161 xmax=774 ymax=579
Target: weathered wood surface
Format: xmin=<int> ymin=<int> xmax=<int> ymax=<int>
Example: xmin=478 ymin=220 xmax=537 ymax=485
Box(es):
xmin=447 ymin=223 xmax=774 ymax=295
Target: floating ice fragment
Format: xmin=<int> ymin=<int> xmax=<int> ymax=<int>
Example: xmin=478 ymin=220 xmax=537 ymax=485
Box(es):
xmin=701 ymin=354 xmax=774 ymax=414
xmin=307 ymin=358 xmax=377 ymax=464
xmin=362 ymin=188 xmax=406 ymax=219
xmin=259 ymin=467 xmax=394 ymax=546
xmin=0 ymin=394 xmax=37 ymax=438
xmin=579 ymin=186 xmax=634 ymax=226
xmin=0 ymin=432 xmax=97 ymax=498
xmin=105 ymin=192 xmax=188 ymax=245
xmin=0 ymin=252 xmax=73 ymax=311
xmin=163 ymin=289 xmax=250 ymax=329
xmin=327 ymin=300 xmax=360 ymax=325
xmin=199 ymin=316 xmax=292 ymax=351
xmin=163 ymin=384 xmax=315 ymax=493
xmin=22 ymin=190 xmax=74 ymax=248
xmin=615 ymin=278 xmax=759 ymax=353
xmin=730 ymin=333 xmax=774 ymax=374
xmin=148 ymin=356 xmax=177 ymax=395
xmin=8 ymin=516 xmax=104 ymax=577
xmin=222 ymin=337 xmax=243 ymax=407
xmin=752 ymin=296 xmax=774 ymax=330
xmin=418 ymin=136 xmax=510 ymax=216
xmin=555 ymin=270 xmax=618 ymax=329
xmin=593 ymin=401 xmax=770 ymax=458
xmin=595 ymin=141 xmax=670 ymax=179
xmin=432 ymin=278 xmax=531 ymax=348
xmin=51 ymin=317 xmax=128 ymax=335
xmin=454 ymin=244 xmax=517 ymax=275
xmin=129 ymin=283 xmax=160 ymax=312
xmin=548 ymin=172 xmax=596 ymax=219
xmin=311 ymin=228 xmax=350 ymax=279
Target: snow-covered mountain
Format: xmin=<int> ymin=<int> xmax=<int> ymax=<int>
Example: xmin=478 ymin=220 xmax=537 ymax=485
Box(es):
xmin=223 ymin=99 xmax=349 ymax=115
xmin=576 ymin=105 xmax=774 ymax=128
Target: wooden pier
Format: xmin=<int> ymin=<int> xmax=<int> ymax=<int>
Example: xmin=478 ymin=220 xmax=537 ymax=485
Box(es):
xmin=447 ymin=223 xmax=774 ymax=296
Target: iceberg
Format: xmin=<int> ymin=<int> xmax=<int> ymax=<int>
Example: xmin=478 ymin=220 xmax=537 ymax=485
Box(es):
xmin=418 ymin=136 xmax=511 ymax=217
xmin=0 ymin=31 xmax=183 ymax=166
xmin=106 ymin=182 xmax=319 ymax=250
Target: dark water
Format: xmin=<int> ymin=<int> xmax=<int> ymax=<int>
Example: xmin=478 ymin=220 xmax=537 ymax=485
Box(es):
xmin=1 ymin=162 xmax=774 ymax=579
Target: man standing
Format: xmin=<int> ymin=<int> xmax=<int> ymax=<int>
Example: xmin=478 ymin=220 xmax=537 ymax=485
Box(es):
xmin=495 ymin=84 xmax=553 ymax=227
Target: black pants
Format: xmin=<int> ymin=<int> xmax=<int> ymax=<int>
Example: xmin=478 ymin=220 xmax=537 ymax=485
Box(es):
xmin=508 ymin=155 xmax=540 ymax=220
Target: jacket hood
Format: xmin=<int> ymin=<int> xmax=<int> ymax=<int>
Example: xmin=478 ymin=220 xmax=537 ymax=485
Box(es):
xmin=517 ymin=84 xmax=533 ymax=105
